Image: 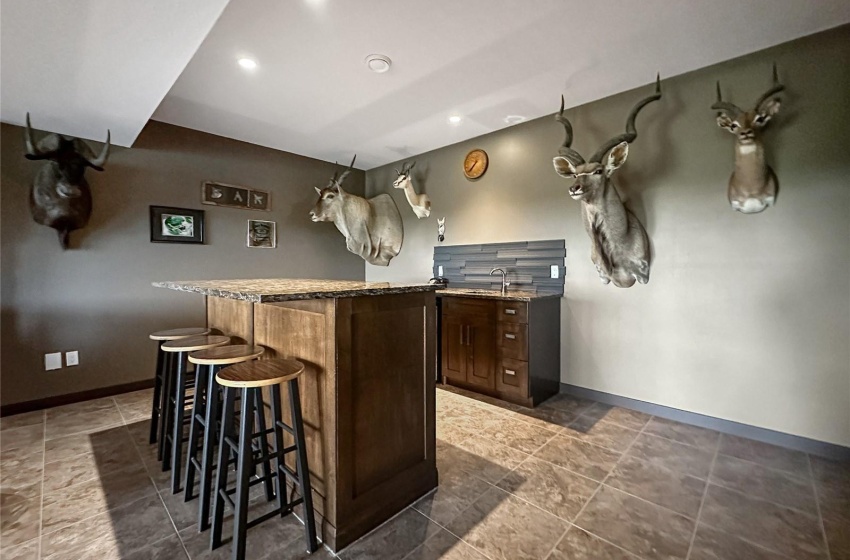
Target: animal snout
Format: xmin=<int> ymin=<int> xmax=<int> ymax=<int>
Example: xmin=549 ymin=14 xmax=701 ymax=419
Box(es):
xmin=738 ymin=129 xmax=755 ymax=141
xmin=569 ymin=185 xmax=584 ymax=196
xmin=57 ymin=184 xmax=82 ymax=198
xmin=309 ymin=211 xmax=320 ymax=222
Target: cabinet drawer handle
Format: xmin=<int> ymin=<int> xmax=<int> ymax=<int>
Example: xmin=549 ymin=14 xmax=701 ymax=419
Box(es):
xmin=504 ymin=333 xmax=516 ymax=340
xmin=504 ymin=309 xmax=517 ymax=315
xmin=504 ymin=369 xmax=516 ymax=376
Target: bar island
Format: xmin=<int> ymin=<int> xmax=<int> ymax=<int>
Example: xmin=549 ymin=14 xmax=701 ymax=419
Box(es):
xmin=153 ymin=279 xmax=438 ymax=551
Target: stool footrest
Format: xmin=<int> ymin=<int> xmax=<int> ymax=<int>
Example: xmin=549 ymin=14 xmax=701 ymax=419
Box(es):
xmin=274 ymin=420 xmax=295 ymax=436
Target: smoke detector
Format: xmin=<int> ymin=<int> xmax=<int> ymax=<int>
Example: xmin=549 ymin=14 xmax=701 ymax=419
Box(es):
xmin=365 ymin=54 xmax=392 ymax=73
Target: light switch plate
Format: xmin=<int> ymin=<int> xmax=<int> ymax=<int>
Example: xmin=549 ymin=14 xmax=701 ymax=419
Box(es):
xmin=45 ymin=352 xmax=62 ymax=371
xmin=66 ymin=351 xmax=79 ymax=367
xmin=438 ymin=265 xmax=444 ymax=276
xmin=550 ymin=265 xmax=559 ymax=279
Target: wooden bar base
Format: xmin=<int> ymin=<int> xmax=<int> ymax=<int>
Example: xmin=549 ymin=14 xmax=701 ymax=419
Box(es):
xmin=206 ymin=291 xmax=437 ymax=551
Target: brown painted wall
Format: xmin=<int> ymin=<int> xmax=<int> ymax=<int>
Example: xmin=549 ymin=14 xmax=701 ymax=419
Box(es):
xmin=366 ymin=26 xmax=850 ymax=446
xmin=0 ymin=120 xmax=365 ymax=406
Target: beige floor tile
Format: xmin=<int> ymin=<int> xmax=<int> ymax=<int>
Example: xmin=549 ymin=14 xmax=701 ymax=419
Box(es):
xmin=574 ymin=485 xmax=694 ymax=560
xmin=414 ymin=466 xmax=492 ymax=527
xmin=689 ymin=523 xmax=794 ymax=560
xmin=606 ymin=455 xmax=707 ymax=518
xmin=43 ymin=424 xmax=133 ymax=463
xmin=548 ymin=526 xmax=641 ymax=560
xmin=475 ymin=415 xmax=558 ymax=454
xmin=643 ymin=417 xmax=721 ymax=450
xmin=717 ymin=435 xmax=810 ymax=478
xmin=564 ymin=416 xmax=640 ymax=452
xmin=41 ymin=462 xmax=154 ymax=534
xmin=0 ymin=537 xmax=40 ymax=560
xmin=497 ymin=457 xmax=598 ymax=521
xmin=0 ymin=450 xmax=43 ymax=501
xmin=0 ymin=492 xmax=41 ymax=547
xmin=402 ymin=528 xmax=489 ymax=560
xmin=0 ymin=424 xmax=45 ymax=461
xmin=40 ymin=493 xmax=174 ymax=560
xmin=43 ymin=438 xmax=140 ymax=493
xmin=699 ymin=483 xmax=827 ymax=560
xmin=446 ymin=486 xmax=568 ymax=560
xmin=123 ymin=534 xmax=189 ymax=560
xmin=533 ymin=434 xmax=621 ymax=481
xmin=809 ymin=455 xmax=850 ymax=489
xmin=338 ymin=508 xmax=441 ymax=560
xmin=451 ymin=436 xmax=528 ymax=485
xmin=627 ymin=433 xmax=715 ymax=479
xmin=710 ymin=453 xmax=817 ymax=514
xmin=0 ymin=411 xmax=44 ymax=433
xmin=44 ymin=408 xmax=125 ymax=441
xmin=578 ymin=404 xmax=651 ymax=431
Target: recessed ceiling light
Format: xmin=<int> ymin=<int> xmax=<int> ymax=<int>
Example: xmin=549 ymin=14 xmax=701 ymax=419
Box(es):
xmin=238 ymin=58 xmax=257 ymax=70
xmin=448 ymin=115 xmax=462 ymax=124
xmin=504 ymin=115 xmax=525 ymax=125
xmin=365 ymin=54 xmax=392 ymax=73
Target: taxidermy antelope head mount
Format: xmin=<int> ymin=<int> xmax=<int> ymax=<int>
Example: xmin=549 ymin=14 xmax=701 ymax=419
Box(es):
xmin=552 ymin=76 xmax=661 ymax=288
xmin=392 ymin=161 xmax=431 ymax=219
xmin=713 ymin=64 xmax=784 ymax=214
xmin=23 ymin=113 xmax=111 ymax=249
xmin=310 ymin=155 xmax=404 ymax=266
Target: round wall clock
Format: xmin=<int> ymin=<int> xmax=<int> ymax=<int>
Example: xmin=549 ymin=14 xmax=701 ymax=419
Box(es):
xmin=463 ymin=149 xmax=488 ymax=180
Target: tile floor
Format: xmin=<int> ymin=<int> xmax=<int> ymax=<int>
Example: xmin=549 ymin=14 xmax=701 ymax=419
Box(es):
xmin=1 ymin=385 xmax=848 ymax=560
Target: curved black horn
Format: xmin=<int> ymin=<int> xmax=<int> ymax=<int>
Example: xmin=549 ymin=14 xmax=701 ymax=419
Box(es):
xmin=87 ymin=129 xmax=111 ymax=169
xmin=590 ymin=74 xmax=662 ymax=163
xmin=711 ymin=81 xmax=744 ymax=118
xmin=555 ymin=95 xmax=585 ymax=166
xmin=754 ymin=63 xmax=784 ymax=110
xmin=337 ymin=154 xmax=356 ymax=184
xmin=24 ymin=113 xmax=45 ymax=159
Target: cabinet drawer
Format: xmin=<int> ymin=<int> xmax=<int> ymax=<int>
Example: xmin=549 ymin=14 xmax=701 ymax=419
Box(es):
xmin=443 ymin=297 xmax=495 ymax=319
xmin=497 ymin=322 xmax=528 ymax=361
xmin=495 ymin=356 xmax=528 ymax=397
xmin=497 ymin=301 xmax=527 ymax=324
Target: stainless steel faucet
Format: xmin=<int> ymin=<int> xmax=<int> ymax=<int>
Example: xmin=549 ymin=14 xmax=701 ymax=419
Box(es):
xmin=489 ymin=268 xmax=510 ymax=295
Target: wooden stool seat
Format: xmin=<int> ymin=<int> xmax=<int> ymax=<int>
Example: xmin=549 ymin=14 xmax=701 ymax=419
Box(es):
xmin=162 ymin=335 xmax=230 ymax=353
xmin=215 ymin=358 xmax=304 ymax=388
xmin=188 ymin=345 xmax=265 ymax=366
xmin=150 ymin=327 xmax=210 ymax=341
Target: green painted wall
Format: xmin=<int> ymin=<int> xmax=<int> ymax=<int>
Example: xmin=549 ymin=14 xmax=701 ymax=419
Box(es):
xmin=365 ymin=25 xmax=850 ymax=446
xmin=1 ymin=120 xmax=365 ymax=406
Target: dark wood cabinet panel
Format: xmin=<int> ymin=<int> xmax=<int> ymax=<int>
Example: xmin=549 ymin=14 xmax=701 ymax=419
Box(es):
xmin=440 ymin=296 xmax=560 ymax=408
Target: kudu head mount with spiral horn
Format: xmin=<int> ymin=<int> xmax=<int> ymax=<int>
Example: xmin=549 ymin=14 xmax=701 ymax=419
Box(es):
xmin=552 ymin=75 xmax=662 ymax=288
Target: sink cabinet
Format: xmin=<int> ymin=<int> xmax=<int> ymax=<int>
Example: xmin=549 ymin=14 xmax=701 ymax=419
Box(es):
xmin=439 ymin=295 xmax=560 ymax=407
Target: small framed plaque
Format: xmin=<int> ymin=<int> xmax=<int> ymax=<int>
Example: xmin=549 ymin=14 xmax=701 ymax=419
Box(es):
xmin=202 ymin=181 xmax=270 ymax=211
xmin=150 ymin=206 xmax=204 ymax=244
xmin=247 ymin=219 xmax=276 ymax=248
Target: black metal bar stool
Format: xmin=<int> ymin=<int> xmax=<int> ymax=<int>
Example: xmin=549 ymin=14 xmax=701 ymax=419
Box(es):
xmin=211 ymin=359 xmax=318 ymax=560
xmin=161 ymin=334 xmax=230 ymax=493
xmin=184 ymin=344 xmax=266 ymax=531
xmin=148 ymin=328 xmax=210 ymax=453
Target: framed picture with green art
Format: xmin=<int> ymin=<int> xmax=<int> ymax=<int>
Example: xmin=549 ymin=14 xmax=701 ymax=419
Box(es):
xmin=150 ymin=206 xmax=205 ymax=244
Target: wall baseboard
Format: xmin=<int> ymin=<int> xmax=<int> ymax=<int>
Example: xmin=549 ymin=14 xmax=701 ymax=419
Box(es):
xmin=1 ymin=379 xmax=155 ymax=417
xmin=561 ymin=383 xmax=850 ymax=462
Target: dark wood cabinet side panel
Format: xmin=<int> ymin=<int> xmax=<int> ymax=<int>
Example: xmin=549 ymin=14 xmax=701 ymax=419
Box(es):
xmin=528 ymin=298 xmax=561 ymax=406
xmin=336 ymin=293 xmax=437 ymax=549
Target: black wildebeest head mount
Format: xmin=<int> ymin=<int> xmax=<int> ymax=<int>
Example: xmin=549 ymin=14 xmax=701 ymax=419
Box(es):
xmin=24 ymin=113 xmax=110 ymax=249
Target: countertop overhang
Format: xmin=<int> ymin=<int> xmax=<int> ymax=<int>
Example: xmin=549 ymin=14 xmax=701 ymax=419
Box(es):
xmin=435 ymin=287 xmax=561 ymax=301
xmin=153 ymin=278 xmax=436 ymax=303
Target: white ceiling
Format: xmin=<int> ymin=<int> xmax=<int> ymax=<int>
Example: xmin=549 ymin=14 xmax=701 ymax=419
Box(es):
xmin=0 ymin=0 xmax=229 ymax=146
xmin=3 ymin=1 xmax=848 ymax=169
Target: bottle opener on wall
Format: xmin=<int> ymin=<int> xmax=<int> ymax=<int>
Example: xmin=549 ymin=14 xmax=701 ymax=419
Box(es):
xmin=437 ymin=217 xmax=445 ymax=242
xmin=551 ymin=75 xmax=661 ymax=288
xmin=309 ymin=155 xmax=403 ymax=266
xmin=393 ymin=161 xmax=431 ymax=218
xmin=23 ymin=113 xmax=111 ymax=249
xmin=712 ymin=64 xmax=785 ymax=214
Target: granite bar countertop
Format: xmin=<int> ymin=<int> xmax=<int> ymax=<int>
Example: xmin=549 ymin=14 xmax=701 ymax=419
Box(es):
xmin=435 ymin=287 xmax=561 ymax=302
xmin=153 ymin=279 xmax=437 ymax=303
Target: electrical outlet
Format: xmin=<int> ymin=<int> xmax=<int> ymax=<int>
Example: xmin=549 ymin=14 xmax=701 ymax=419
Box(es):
xmin=550 ymin=265 xmax=559 ymax=279
xmin=66 ymin=351 xmax=79 ymax=367
xmin=45 ymin=352 xmax=62 ymax=371
xmin=438 ymin=265 xmax=444 ymax=276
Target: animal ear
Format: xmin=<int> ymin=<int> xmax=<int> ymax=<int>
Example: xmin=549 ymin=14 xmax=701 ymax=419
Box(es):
xmin=605 ymin=142 xmax=628 ymax=175
xmin=552 ymin=156 xmax=576 ymax=178
xmin=716 ymin=114 xmax=735 ymax=131
xmin=314 ymin=186 xmax=322 ymax=195
xmin=755 ymin=98 xmax=781 ymax=126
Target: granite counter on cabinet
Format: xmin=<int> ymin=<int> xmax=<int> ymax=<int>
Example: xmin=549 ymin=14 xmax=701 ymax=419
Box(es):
xmin=153 ymin=278 xmax=437 ymax=551
xmin=153 ymin=278 xmax=436 ymax=303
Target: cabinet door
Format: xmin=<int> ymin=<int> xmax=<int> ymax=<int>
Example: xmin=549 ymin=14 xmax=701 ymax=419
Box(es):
xmin=441 ymin=314 xmax=467 ymax=381
xmin=465 ymin=314 xmax=496 ymax=390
